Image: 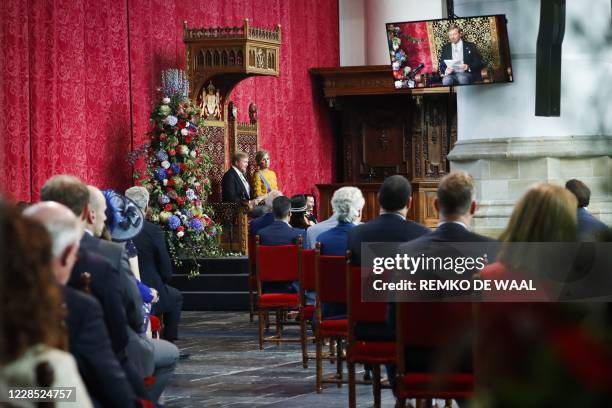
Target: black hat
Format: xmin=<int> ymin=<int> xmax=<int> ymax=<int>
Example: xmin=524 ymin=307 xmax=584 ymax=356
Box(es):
xmin=290 ymin=195 xmax=307 ymax=212
xmin=102 ymin=189 xmax=144 ymax=241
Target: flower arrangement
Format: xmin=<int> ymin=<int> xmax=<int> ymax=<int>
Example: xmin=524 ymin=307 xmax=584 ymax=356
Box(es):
xmin=387 ymin=25 xmax=413 ymax=89
xmin=137 ymin=69 xmax=223 ymax=274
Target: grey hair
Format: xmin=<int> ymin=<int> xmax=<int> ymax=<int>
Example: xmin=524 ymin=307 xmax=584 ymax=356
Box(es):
xmin=125 ymin=186 xmax=150 ymax=211
xmin=264 ymin=190 xmax=283 ymax=209
xmin=24 ymin=202 xmax=81 ymax=257
xmin=331 ymin=187 xmax=365 ymax=223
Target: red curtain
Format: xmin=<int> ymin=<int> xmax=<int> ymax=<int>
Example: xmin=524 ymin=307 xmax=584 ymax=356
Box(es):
xmin=0 ymin=0 xmax=338 ymax=201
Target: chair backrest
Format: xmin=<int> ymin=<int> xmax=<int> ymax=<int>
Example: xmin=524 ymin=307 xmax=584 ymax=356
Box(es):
xmin=299 ymin=248 xmax=316 ymax=292
xmin=347 ymin=263 xmax=387 ymax=324
xmin=315 ymin=246 xmax=347 ymax=304
xmin=255 ymin=235 xmax=299 ymax=282
xmin=397 ymin=302 xmax=473 ymax=348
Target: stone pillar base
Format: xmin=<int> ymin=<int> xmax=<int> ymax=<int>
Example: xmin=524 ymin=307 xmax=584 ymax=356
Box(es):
xmin=448 ymin=136 xmax=612 ymax=237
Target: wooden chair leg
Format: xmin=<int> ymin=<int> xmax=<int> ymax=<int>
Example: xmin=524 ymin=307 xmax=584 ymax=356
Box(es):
xmin=372 ymin=364 xmax=381 ymax=408
xmin=316 ymin=330 xmax=323 ymax=393
xmin=300 ymin=312 xmax=308 ymax=368
xmin=248 ymin=286 xmax=254 ymax=323
xmin=348 ymin=361 xmax=356 ymax=408
xmin=258 ymin=310 xmax=264 ymax=350
xmin=275 ymin=310 xmax=282 ymax=345
xmin=336 ymin=338 xmax=343 ymax=387
xmin=329 ymin=338 xmax=335 ymax=364
xmin=445 ymin=399 xmax=453 ymax=408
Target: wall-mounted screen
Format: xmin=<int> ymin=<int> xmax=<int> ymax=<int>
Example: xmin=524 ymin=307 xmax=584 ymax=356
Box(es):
xmin=386 ymin=15 xmax=513 ymax=89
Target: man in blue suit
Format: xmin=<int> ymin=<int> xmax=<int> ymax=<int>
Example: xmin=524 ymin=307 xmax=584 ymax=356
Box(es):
xmin=566 ymin=179 xmax=609 ymax=241
xmin=347 ymin=175 xmax=430 ymax=265
xmin=257 ymin=196 xmax=305 ymax=246
xmin=257 ymin=196 xmax=305 ymax=294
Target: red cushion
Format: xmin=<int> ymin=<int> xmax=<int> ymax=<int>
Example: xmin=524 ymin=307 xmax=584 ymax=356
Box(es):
xmin=319 ymin=319 xmax=348 ymax=337
xmin=258 ymin=293 xmax=299 ymax=308
xmin=397 ymin=373 xmax=474 ymax=399
xmin=302 ymin=305 xmax=314 ymax=320
xmin=149 ymin=315 xmax=161 ymax=332
xmin=349 ymin=341 xmax=395 ymax=364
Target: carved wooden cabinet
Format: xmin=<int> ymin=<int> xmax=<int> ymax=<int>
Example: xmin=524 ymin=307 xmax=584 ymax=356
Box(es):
xmin=310 ymin=65 xmax=456 ymax=227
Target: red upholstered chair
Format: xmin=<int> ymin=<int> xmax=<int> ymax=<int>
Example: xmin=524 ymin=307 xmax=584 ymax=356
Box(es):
xmin=395 ymin=302 xmax=475 ymax=407
xmin=247 ymin=234 xmax=256 ymax=322
xmin=149 ymin=315 xmax=162 ymax=339
xmin=298 ymin=246 xmax=316 ymax=368
xmin=255 ymin=235 xmax=301 ymax=350
xmin=315 ymin=244 xmax=349 ymax=393
xmin=347 ymin=260 xmax=395 ymax=408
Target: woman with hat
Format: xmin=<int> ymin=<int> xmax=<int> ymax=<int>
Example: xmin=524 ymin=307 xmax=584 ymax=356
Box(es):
xmin=289 ymin=194 xmax=311 ymax=230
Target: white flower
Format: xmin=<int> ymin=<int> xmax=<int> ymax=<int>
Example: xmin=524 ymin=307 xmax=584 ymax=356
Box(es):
xmin=190 ymin=150 xmax=197 ymax=158
xmin=162 ymin=97 xmax=171 ymax=104
xmin=177 ymin=231 xmax=185 ymax=238
xmin=180 ymin=128 xmax=188 ymax=136
xmin=161 ymin=160 xmax=170 ymax=169
xmin=178 ymin=145 xmax=189 ymax=155
xmin=188 ymin=177 xmax=196 ymax=184
xmin=186 ymin=122 xmax=191 ymax=127
xmin=162 ymin=179 xmax=168 ymax=186
xmin=180 ymin=214 xmax=187 ymax=222
xmin=394 ymin=80 xmax=404 ymax=89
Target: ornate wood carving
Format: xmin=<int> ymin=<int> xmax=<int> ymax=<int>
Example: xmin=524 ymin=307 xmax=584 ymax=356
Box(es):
xmin=310 ymin=65 xmax=457 ymax=227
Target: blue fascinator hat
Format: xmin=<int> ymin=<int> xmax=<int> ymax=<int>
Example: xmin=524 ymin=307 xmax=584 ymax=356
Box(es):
xmin=102 ymin=189 xmax=144 ymax=241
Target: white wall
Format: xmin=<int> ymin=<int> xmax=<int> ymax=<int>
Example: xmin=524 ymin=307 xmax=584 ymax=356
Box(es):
xmin=339 ymin=0 xmax=445 ymax=66
xmin=455 ymin=0 xmax=612 ymax=140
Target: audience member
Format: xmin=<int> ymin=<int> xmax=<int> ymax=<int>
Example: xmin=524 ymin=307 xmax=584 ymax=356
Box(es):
xmin=258 ymin=196 xmax=305 ymax=246
xmin=109 ymin=188 xmax=180 ymax=405
xmin=347 ymin=175 xmax=430 ymax=264
xmin=388 ymin=172 xmax=494 ymax=398
xmin=317 ymin=187 xmax=364 ymax=256
xmin=0 ymin=203 xmax=93 ymax=408
xmin=252 ymin=149 xmax=278 ymax=198
xmin=316 ymin=186 xmax=364 ymax=321
xmin=40 ymin=175 xmax=150 ymax=401
xmin=565 ymin=178 xmax=608 ymax=241
xmin=257 ymin=196 xmax=305 ymax=294
xmin=289 ymin=195 xmax=310 ymax=230
xmin=305 ymin=187 xmax=361 ymax=249
xmin=125 ymin=186 xmax=183 ymax=343
xmin=304 ymin=194 xmax=317 ymax=225
xmin=249 ymin=189 xmax=282 ymax=236
xmin=23 ymin=201 xmax=137 ymax=407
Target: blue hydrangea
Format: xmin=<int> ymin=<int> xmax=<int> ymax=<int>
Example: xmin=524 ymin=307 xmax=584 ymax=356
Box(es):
xmin=156 ymin=150 xmax=169 ymax=162
xmin=170 ymin=163 xmax=181 ymax=174
xmin=181 ymin=209 xmax=193 ymax=218
xmin=156 ymin=168 xmax=167 ymax=181
xmin=165 ymin=115 xmax=178 ymax=126
xmin=158 ymin=195 xmax=170 ymax=205
xmin=189 ymin=218 xmax=204 ymax=231
xmin=168 ymin=215 xmax=181 ymax=230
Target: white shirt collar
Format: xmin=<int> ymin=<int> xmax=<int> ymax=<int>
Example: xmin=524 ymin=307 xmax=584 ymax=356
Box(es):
xmin=437 ymin=220 xmax=470 ymax=230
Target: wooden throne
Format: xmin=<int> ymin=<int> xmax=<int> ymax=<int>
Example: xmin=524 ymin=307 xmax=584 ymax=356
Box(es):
xmin=183 ymin=19 xmax=280 ymax=254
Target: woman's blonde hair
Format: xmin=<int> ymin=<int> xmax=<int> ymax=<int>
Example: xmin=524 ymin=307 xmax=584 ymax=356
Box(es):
xmin=498 ymin=183 xmax=577 ymax=275
xmin=500 ymin=183 xmax=577 ymax=243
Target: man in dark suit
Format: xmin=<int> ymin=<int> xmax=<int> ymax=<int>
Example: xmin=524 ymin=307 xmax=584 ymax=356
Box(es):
xmin=387 ymin=172 xmax=496 ymax=396
xmin=257 ymin=196 xmax=305 ymax=294
xmin=347 ymin=175 xmax=430 ymax=265
xmin=24 ymin=201 xmax=141 ymax=407
xmin=126 ymin=186 xmax=183 ymax=342
xmin=566 ymin=179 xmax=609 ymax=241
xmin=257 ymin=196 xmax=305 ymax=246
xmin=249 ymin=190 xmax=282 ymax=236
xmin=439 ymin=23 xmax=484 ymax=85
xmin=222 ymin=151 xmax=263 ymax=206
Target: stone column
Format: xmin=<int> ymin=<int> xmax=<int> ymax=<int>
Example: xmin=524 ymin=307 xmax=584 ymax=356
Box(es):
xmin=448 ymin=0 xmax=612 ymax=236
